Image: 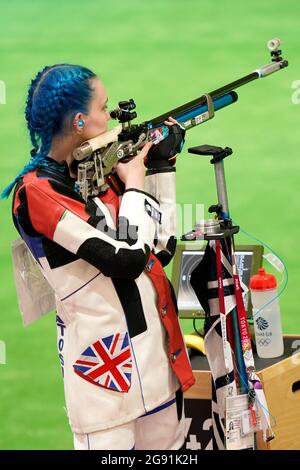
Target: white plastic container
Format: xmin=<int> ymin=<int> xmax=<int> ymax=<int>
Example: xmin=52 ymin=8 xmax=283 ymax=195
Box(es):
xmin=250 ymin=268 xmax=284 ymax=358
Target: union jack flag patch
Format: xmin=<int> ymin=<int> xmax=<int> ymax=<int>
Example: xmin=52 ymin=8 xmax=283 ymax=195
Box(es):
xmin=73 ymin=332 xmax=132 ymax=393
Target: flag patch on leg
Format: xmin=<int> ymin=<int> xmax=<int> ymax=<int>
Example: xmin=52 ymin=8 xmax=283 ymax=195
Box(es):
xmin=73 ymin=332 xmax=132 ymax=392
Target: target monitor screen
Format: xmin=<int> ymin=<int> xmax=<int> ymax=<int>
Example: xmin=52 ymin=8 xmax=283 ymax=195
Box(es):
xmin=171 ymin=244 xmax=263 ymax=319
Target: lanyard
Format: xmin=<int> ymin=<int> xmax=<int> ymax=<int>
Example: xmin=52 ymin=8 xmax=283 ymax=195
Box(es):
xmin=230 ymin=242 xmax=273 ymax=440
xmin=215 ymin=240 xmax=237 ymax=396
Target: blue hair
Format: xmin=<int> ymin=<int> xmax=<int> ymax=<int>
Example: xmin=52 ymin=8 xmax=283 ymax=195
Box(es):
xmin=1 ymin=64 xmax=96 ymax=198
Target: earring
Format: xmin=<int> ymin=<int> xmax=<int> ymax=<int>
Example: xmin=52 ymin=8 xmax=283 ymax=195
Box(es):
xmin=78 ymin=119 xmax=85 ymax=128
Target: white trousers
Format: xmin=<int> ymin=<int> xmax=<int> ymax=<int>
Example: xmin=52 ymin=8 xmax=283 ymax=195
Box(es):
xmin=73 ymin=391 xmax=185 ymax=450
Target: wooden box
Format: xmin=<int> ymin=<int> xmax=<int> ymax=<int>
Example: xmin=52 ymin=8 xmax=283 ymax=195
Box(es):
xmin=184 ymin=335 xmax=300 ymax=450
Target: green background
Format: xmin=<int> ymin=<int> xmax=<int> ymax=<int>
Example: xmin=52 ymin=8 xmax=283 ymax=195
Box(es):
xmin=0 ymin=0 xmax=299 ymax=449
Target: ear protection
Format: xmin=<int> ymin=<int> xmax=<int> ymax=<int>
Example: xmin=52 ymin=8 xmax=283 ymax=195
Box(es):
xmin=78 ymin=119 xmax=85 ymax=128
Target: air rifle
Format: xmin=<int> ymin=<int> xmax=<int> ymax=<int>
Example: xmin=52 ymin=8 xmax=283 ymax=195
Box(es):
xmin=73 ymin=38 xmax=288 ymax=200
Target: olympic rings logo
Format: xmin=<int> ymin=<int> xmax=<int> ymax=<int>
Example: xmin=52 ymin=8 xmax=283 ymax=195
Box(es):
xmin=257 ymin=338 xmax=271 ymax=346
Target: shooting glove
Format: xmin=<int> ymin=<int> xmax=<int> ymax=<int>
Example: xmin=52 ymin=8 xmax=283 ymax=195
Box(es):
xmin=145 ymin=124 xmax=185 ymax=170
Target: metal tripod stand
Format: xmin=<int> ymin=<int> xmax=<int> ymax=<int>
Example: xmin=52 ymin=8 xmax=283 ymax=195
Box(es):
xmin=183 ymin=144 xmax=248 ymax=393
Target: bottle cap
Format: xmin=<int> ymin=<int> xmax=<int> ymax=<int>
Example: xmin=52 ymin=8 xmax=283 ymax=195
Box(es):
xmin=250 ymin=267 xmax=277 ymax=290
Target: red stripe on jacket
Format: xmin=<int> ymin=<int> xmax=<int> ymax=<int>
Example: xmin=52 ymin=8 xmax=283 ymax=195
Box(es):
xmin=97 ymin=188 xmax=120 ymax=226
xmin=145 ymin=254 xmax=195 ymax=392
xmin=98 ymin=188 xmax=195 ymax=393
xmin=17 ymin=171 xmax=90 ymax=240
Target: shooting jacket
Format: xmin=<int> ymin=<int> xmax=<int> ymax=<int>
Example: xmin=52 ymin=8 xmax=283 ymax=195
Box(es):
xmin=12 ymin=157 xmax=194 ymax=434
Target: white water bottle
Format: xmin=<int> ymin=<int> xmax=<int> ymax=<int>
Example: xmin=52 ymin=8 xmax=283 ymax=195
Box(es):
xmin=250 ymin=268 xmax=284 ymax=358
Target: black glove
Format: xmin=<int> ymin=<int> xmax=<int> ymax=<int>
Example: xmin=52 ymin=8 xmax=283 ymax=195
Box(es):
xmin=145 ymin=124 xmax=185 ymax=170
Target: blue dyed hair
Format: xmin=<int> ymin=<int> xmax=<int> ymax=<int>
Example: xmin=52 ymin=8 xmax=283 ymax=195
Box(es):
xmin=1 ymin=64 xmax=96 ymax=198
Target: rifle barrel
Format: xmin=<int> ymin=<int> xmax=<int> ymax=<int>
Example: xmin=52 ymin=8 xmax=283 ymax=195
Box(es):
xmin=152 ymin=91 xmax=238 ymax=130
xmin=150 ymin=59 xmax=288 ymax=126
